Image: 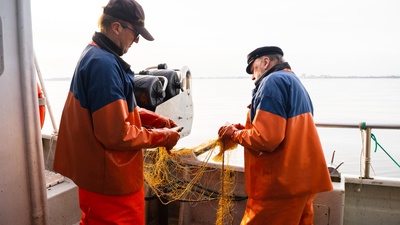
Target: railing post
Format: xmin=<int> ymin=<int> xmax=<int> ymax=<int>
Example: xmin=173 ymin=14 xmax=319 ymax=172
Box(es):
xmin=317 ymin=121 xmax=400 ymax=179
xmin=363 ymin=127 xmax=372 ymax=179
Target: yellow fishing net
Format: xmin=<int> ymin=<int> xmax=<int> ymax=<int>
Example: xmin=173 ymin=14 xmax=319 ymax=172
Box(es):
xmin=144 ymin=138 xmax=239 ymax=225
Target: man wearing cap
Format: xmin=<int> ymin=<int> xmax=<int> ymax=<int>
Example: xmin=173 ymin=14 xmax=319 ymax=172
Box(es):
xmin=53 ymin=0 xmax=182 ymax=224
xmin=218 ymin=46 xmax=333 ymax=224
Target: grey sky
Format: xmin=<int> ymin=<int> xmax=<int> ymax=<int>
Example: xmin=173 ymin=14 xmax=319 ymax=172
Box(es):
xmin=32 ymin=0 xmax=400 ymax=78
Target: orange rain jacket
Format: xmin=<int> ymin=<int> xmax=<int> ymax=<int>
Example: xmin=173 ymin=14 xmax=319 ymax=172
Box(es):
xmin=232 ymin=68 xmax=333 ymax=200
xmin=54 ymin=43 xmax=171 ymax=195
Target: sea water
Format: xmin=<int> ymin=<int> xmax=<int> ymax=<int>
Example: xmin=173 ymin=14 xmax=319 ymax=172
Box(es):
xmin=41 ymin=77 xmax=400 ymax=178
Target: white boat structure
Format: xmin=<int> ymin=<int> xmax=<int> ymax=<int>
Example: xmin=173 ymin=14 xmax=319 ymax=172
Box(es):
xmin=1 ymin=1 xmax=400 ymax=224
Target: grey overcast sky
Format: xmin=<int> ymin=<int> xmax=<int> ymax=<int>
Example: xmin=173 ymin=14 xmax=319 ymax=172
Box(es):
xmin=32 ymin=0 xmax=400 ymax=78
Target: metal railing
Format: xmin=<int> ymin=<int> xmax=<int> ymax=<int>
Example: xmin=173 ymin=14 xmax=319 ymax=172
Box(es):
xmin=316 ymin=122 xmax=400 ymax=179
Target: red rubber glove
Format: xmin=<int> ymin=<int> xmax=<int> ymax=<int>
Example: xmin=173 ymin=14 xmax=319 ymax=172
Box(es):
xmin=154 ymin=116 xmax=177 ymax=128
xmin=164 ymin=126 xmax=183 ymax=152
xmin=139 ymin=107 xmax=177 ymax=128
xmin=166 ymin=118 xmax=178 ymax=128
xmin=218 ymin=125 xmax=239 ymax=151
xmin=232 ymin=123 xmax=245 ymax=130
xmin=218 ymin=125 xmax=238 ymax=139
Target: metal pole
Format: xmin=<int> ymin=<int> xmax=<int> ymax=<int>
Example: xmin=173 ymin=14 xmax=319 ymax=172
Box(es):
xmin=34 ymin=53 xmax=59 ymax=134
xmin=363 ymin=128 xmax=372 ymax=179
xmin=17 ymin=0 xmax=49 ymax=223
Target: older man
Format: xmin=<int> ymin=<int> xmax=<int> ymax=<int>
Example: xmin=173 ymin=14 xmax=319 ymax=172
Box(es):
xmin=218 ymin=46 xmax=333 ymax=225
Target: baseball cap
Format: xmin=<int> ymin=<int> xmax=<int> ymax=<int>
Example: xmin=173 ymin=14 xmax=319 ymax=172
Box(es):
xmin=104 ymin=0 xmax=154 ymax=41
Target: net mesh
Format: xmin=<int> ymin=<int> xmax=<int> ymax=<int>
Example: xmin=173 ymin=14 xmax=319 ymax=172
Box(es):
xmin=144 ymin=138 xmax=238 ymax=225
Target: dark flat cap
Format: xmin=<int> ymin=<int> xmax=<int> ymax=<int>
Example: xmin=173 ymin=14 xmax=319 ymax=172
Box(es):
xmin=246 ymin=46 xmax=283 ymax=74
xmin=104 ymin=0 xmax=154 ymax=41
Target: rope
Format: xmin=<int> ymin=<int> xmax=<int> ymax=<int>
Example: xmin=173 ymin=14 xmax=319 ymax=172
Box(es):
xmin=144 ymin=138 xmax=241 ymax=225
xmin=371 ymin=133 xmax=400 ymax=168
xmin=215 ymin=148 xmax=235 ymax=225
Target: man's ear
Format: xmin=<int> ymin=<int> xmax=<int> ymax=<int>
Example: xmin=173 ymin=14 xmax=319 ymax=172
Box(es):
xmin=111 ymin=22 xmax=122 ymax=34
xmin=262 ymin=57 xmax=270 ymax=71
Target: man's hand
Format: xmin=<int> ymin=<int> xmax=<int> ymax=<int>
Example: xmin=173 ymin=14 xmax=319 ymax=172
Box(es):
xmin=218 ymin=124 xmax=239 ymax=152
xmin=232 ymin=123 xmax=245 ymax=130
xmin=154 ymin=116 xmax=178 ymax=128
xmin=164 ymin=126 xmax=184 ymax=151
xmin=167 ymin=119 xmax=178 ymax=128
xmin=139 ymin=107 xmax=178 ymax=128
xmin=171 ymin=126 xmax=184 ymax=133
xmin=218 ymin=125 xmax=238 ymax=139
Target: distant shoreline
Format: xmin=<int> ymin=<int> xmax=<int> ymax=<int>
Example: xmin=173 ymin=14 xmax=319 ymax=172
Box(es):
xmin=44 ymin=75 xmax=400 ymax=81
xmin=299 ymin=75 xmax=400 ymax=79
xmin=192 ymin=75 xmax=400 ymax=79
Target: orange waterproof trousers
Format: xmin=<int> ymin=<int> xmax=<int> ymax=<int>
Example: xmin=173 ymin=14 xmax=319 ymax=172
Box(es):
xmin=78 ymin=187 xmax=145 ymax=225
xmin=240 ymin=194 xmax=316 ymax=225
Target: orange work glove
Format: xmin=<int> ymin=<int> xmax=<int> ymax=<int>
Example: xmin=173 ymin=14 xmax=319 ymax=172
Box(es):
xmin=232 ymin=123 xmax=245 ymax=130
xmin=217 ymin=124 xmax=239 ymax=153
xmin=153 ymin=116 xmax=177 ymax=128
xmin=139 ymin=107 xmax=177 ymax=128
xmin=166 ymin=118 xmax=178 ymax=128
xmin=218 ymin=125 xmax=238 ymax=139
xmin=164 ymin=126 xmax=183 ymax=152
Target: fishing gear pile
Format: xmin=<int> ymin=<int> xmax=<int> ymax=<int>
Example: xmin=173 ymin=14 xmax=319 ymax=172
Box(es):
xmin=144 ymin=138 xmax=240 ymax=225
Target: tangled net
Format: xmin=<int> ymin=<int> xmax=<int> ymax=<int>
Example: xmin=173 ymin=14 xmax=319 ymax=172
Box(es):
xmin=144 ymin=138 xmax=240 ymax=225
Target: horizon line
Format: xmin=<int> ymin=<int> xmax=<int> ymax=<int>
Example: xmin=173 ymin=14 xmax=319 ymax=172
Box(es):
xmin=44 ymin=75 xmax=400 ymax=81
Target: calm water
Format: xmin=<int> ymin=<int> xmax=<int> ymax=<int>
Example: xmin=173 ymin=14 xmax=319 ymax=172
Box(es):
xmin=42 ymin=77 xmax=400 ymax=178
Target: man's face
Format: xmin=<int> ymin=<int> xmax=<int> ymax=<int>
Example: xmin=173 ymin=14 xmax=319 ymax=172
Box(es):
xmin=251 ymin=57 xmax=268 ymax=82
xmin=119 ymin=23 xmax=140 ymax=54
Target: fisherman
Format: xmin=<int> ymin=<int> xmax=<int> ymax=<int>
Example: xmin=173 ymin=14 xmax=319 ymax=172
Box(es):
xmin=53 ymin=0 xmax=182 ymax=224
xmin=218 ymin=46 xmax=333 ymax=225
